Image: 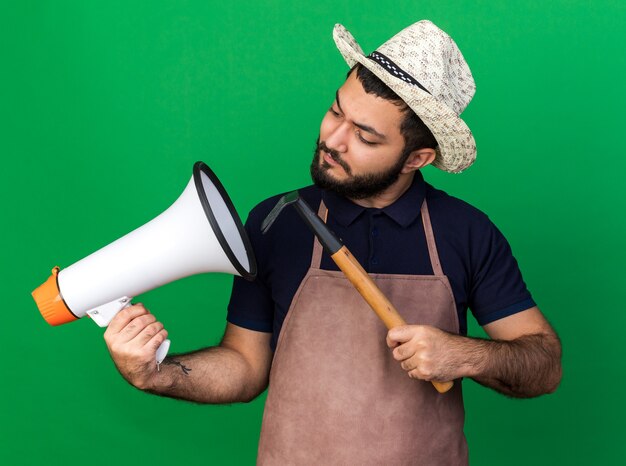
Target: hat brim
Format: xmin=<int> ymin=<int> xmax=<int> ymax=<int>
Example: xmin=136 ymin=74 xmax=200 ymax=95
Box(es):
xmin=333 ymin=24 xmax=476 ymax=173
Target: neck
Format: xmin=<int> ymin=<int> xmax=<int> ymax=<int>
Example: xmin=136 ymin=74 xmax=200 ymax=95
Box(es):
xmin=349 ymin=172 xmax=415 ymax=209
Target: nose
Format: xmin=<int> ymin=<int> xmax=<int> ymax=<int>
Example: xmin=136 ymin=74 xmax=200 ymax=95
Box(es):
xmin=324 ymin=121 xmax=349 ymax=154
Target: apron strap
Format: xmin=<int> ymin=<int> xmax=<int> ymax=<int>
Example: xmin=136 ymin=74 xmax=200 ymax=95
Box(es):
xmin=310 ymin=198 xmax=444 ymax=276
xmin=421 ymin=199 xmax=444 ymax=276
xmin=310 ymin=201 xmax=327 ymax=269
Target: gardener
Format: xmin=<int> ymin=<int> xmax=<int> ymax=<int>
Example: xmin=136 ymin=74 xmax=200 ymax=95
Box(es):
xmin=104 ymin=20 xmax=562 ymax=465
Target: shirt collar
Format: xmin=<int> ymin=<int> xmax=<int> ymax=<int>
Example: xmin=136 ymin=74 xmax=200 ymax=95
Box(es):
xmin=321 ymin=171 xmax=427 ymax=228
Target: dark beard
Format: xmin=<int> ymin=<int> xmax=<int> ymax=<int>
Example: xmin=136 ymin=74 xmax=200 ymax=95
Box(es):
xmin=309 ymin=138 xmax=411 ymax=200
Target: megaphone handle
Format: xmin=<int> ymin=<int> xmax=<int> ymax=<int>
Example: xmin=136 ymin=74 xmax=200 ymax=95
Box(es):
xmin=156 ymin=338 xmax=171 ymax=364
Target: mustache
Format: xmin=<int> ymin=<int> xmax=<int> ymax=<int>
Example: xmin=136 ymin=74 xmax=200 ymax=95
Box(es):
xmin=318 ymin=141 xmax=340 ymax=161
xmin=317 ymin=141 xmax=351 ymax=174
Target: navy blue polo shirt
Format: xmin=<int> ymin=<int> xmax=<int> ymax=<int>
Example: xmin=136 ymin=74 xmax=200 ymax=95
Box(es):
xmin=227 ymin=171 xmax=535 ymax=350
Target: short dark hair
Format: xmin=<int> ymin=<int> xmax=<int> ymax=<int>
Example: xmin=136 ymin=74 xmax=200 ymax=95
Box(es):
xmin=349 ymin=63 xmax=438 ymax=153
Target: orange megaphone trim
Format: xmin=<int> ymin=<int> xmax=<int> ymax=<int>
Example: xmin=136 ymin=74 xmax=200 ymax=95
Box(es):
xmin=32 ymin=267 xmax=78 ymax=326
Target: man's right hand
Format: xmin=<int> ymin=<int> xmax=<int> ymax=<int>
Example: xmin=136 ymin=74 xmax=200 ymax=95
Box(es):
xmin=103 ymin=303 xmax=169 ymax=390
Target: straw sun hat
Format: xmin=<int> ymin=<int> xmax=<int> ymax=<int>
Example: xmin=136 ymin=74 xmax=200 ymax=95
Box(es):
xmin=333 ymin=20 xmax=476 ymax=173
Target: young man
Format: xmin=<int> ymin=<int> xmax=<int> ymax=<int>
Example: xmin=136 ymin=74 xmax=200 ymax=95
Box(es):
xmin=104 ymin=21 xmax=561 ymax=465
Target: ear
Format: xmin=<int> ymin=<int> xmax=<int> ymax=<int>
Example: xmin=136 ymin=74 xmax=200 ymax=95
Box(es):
xmin=401 ymin=148 xmax=437 ymax=173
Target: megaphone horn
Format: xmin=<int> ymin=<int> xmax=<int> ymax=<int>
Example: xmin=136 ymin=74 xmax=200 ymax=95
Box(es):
xmin=32 ymin=161 xmax=257 ymax=364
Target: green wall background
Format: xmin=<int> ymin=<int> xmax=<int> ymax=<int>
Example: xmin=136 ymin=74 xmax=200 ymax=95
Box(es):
xmin=2 ymin=1 xmax=625 ymax=464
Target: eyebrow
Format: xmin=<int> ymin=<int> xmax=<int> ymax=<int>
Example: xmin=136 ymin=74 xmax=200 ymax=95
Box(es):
xmin=335 ymin=90 xmax=387 ymax=141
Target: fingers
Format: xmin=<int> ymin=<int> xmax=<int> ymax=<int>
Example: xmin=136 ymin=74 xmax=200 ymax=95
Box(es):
xmin=398 ymin=356 xmax=435 ymax=381
xmin=411 ymin=371 xmax=426 ymax=380
xmin=386 ymin=325 xmax=420 ymax=347
xmin=387 ymin=325 xmax=423 ymax=362
xmin=106 ymin=303 xmax=150 ymax=334
xmin=398 ymin=365 xmax=435 ymax=381
xmin=387 ymin=325 xmax=453 ymax=382
xmin=392 ymin=343 xmax=413 ymax=362
xmin=386 ymin=325 xmax=432 ymax=380
xmin=147 ymin=328 xmax=169 ymax=352
xmin=101 ymin=303 xmax=169 ymax=390
xmin=126 ymin=324 xmax=168 ymax=362
xmin=104 ymin=303 xmax=167 ymax=350
xmin=119 ymin=313 xmax=158 ymax=342
xmin=119 ymin=317 xmax=166 ymax=351
xmin=139 ymin=320 xmax=165 ymax=347
xmin=386 ymin=334 xmax=399 ymax=349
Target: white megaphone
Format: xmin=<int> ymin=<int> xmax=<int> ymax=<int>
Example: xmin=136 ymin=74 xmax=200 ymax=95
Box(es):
xmin=32 ymin=161 xmax=257 ymax=364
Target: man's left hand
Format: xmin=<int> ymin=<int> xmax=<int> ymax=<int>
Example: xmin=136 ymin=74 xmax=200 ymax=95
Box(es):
xmin=386 ymin=325 xmax=468 ymax=382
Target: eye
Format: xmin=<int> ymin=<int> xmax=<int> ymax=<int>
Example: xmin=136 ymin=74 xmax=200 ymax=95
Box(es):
xmin=328 ymin=106 xmax=340 ymax=117
xmin=355 ymin=130 xmax=377 ymax=146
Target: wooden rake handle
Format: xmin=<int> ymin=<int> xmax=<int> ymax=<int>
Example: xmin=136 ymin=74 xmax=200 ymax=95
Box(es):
xmin=330 ymin=246 xmax=454 ymax=394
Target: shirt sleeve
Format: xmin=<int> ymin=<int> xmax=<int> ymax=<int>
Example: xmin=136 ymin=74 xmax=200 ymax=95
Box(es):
xmin=226 ymin=211 xmax=274 ymax=333
xmin=468 ymin=219 xmax=536 ymax=326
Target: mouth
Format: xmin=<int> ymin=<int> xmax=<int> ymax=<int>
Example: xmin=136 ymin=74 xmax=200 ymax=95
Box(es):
xmin=322 ymin=150 xmax=339 ymax=167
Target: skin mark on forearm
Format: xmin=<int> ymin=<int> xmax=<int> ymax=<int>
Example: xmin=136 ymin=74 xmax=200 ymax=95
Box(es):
xmin=163 ymin=359 xmax=192 ymax=375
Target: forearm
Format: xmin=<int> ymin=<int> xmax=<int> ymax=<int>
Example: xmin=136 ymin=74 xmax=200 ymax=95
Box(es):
xmin=459 ymin=332 xmax=562 ymax=398
xmin=143 ymin=346 xmax=268 ymax=404
xmin=105 ymin=307 xmax=273 ymax=405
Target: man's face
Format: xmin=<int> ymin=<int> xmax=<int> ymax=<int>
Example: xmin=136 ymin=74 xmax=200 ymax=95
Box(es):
xmin=310 ymin=71 xmax=410 ymax=200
